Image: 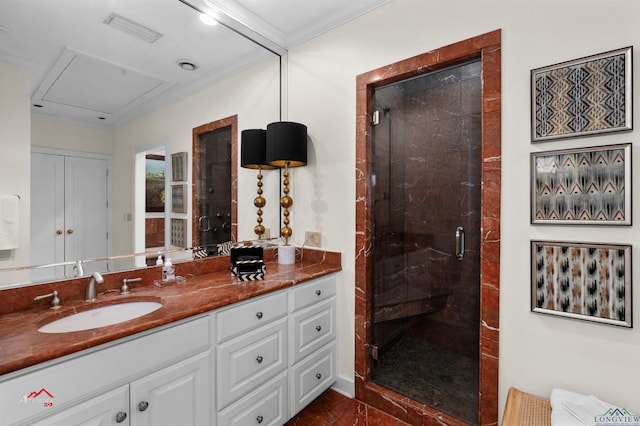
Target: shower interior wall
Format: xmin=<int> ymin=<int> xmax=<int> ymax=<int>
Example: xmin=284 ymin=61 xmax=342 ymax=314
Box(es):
xmin=372 ymin=61 xmax=482 ymax=358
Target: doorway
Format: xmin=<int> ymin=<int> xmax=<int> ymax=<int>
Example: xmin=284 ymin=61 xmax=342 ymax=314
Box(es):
xmin=31 ymin=148 xmax=111 ymax=281
xmin=134 ymin=144 xmax=170 ymax=268
xmin=369 ymin=60 xmax=481 ymax=424
xmin=354 ymin=31 xmax=501 ymax=425
xmin=192 ymin=115 xmax=238 ymax=250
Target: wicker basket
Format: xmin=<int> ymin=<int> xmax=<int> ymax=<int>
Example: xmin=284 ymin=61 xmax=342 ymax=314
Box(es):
xmin=502 ymin=387 xmax=551 ymax=426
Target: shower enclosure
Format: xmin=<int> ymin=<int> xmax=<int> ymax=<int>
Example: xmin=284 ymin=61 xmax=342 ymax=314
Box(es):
xmin=354 ymin=31 xmax=501 ymax=426
xmin=192 ymin=117 xmax=236 ymax=250
xmin=369 ymin=61 xmax=481 ymax=424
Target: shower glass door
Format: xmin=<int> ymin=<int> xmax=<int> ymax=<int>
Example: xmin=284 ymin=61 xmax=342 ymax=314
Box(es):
xmin=370 ymin=60 xmax=482 ymax=424
xmin=194 ymin=126 xmax=232 ymax=248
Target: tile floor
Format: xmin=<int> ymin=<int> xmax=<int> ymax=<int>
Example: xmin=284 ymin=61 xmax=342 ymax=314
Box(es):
xmin=285 ymin=389 xmax=410 ymax=425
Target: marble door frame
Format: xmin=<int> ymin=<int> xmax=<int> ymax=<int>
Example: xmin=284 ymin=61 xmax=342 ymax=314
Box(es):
xmin=354 ymin=30 xmax=502 ymax=425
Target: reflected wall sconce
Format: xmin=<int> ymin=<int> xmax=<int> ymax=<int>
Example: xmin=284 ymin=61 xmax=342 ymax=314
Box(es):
xmin=266 ymin=121 xmax=307 ymax=247
xmin=241 ymin=129 xmax=276 ymax=239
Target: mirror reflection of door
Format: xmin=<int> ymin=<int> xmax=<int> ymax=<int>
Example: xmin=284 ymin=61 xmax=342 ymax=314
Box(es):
xmin=192 ymin=116 xmax=237 ymax=251
xmin=134 ymin=145 xmax=169 ymax=267
xmin=144 ymin=154 xmax=166 ymax=250
xmin=30 ymin=148 xmax=110 ymax=281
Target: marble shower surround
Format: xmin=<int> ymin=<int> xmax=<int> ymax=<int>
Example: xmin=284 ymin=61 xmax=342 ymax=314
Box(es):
xmin=355 ymin=30 xmax=501 ymax=425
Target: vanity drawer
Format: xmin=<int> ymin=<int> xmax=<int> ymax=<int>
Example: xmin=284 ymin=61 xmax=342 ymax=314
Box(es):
xmin=217 ymin=290 xmax=288 ymax=343
xmin=290 ymin=298 xmax=336 ymax=364
xmin=218 ymin=371 xmax=288 ymax=426
xmin=217 ymin=318 xmax=287 ymax=409
xmin=290 ymin=275 xmax=336 ymax=312
xmin=290 ymin=342 xmax=336 ymax=415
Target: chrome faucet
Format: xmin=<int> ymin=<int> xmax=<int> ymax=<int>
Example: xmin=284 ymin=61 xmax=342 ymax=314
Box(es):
xmin=73 ymin=260 xmax=84 ymax=277
xmin=85 ymin=272 xmax=104 ymax=302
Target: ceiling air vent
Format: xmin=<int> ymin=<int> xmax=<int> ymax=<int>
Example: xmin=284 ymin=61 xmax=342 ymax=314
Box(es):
xmin=103 ymin=13 xmax=162 ymax=43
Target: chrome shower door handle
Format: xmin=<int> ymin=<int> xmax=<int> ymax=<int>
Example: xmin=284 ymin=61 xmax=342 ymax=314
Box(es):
xmin=198 ymin=216 xmax=211 ymax=232
xmin=456 ymin=226 xmax=465 ymax=260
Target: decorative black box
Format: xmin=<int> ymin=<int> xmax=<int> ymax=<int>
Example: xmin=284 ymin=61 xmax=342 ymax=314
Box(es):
xmin=230 ymin=246 xmax=265 ymax=281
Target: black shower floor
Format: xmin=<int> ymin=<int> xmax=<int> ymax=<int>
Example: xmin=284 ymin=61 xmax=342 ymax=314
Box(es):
xmin=372 ymin=336 xmax=479 ymax=425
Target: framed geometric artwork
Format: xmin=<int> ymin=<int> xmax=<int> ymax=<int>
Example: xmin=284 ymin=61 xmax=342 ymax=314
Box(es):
xmin=531 ymin=241 xmax=631 ymax=328
xmin=531 ymin=143 xmax=631 ymax=225
xmin=531 ymin=46 xmax=632 ymax=142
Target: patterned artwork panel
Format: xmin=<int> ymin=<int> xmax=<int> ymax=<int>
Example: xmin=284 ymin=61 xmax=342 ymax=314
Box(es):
xmin=531 ymin=144 xmax=631 ymax=225
xmin=531 ymin=47 xmax=632 ymax=141
xmin=531 ymin=241 xmax=631 ymax=327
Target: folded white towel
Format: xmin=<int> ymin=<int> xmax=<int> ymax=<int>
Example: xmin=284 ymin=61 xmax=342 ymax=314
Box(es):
xmin=0 ymin=195 xmax=19 ymax=250
xmin=550 ymin=388 xmax=622 ymax=426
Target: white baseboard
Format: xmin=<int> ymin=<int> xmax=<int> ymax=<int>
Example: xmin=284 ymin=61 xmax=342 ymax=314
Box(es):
xmin=331 ymin=373 xmax=355 ymax=398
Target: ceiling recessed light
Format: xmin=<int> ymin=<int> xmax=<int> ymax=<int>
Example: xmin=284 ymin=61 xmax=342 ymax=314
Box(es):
xmin=177 ymin=60 xmax=198 ymax=71
xmin=199 ymin=13 xmax=217 ymax=26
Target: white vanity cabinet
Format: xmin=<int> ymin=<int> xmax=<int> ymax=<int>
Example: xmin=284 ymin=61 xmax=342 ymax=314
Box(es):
xmin=215 ymin=274 xmax=337 ymax=424
xmin=288 ymin=274 xmax=337 ymax=416
xmin=30 ymin=385 xmax=129 ymax=426
xmin=0 ymin=316 xmax=211 ymax=426
xmin=215 ymin=291 xmax=289 ymax=425
xmin=0 ymin=273 xmax=338 ymax=426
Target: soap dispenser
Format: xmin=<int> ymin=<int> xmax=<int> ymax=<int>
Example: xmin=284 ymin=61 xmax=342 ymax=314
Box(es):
xmin=162 ymin=257 xmax=175 ymax=282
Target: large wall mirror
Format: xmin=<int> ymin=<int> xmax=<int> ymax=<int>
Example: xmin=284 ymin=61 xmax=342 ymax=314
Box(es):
xmin=0 ymin=0 xmax=282 ymax=287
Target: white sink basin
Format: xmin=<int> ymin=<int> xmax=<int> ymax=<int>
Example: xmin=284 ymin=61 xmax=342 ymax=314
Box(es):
xmin=38 ymin=301 xmax=163 ymax=333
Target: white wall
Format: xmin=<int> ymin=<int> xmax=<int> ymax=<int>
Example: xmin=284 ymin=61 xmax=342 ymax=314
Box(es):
xmin=31 ymin=117 xmax=113 ymax=154
xmin=0 ymin=63 xmax=30 ymax=283
xmin=281 ymin=0 xmax=640 ymax=418
xmin=111 ymin=57 xmax=281 ymax=256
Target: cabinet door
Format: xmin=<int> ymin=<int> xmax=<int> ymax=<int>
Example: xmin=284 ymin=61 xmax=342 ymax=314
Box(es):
xmin=130 ymin=351 xmax=210 ymax=426
xmin=30 ymin=385 xmax=129 ymax=426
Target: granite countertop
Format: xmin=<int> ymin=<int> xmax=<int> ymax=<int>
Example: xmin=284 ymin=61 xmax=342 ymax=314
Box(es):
xmin=0 ymin=248 xmax=341 ymax=377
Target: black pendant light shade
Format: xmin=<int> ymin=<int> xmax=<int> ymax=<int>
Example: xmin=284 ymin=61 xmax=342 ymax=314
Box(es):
xmin=266 ymin=122 xmax=307 ymax=167
xmin=241 ymin=129 xmax=276 ymax=169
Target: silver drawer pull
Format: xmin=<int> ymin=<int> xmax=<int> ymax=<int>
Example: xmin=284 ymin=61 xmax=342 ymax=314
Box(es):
xmin=316 ymin=325 xmax=322 ymax=332
xmin=316 ymin=373 xmax=322 ymax=380
xmin=115 ymin=412 xmax=127 ymax=423
xmin=256 ymin=415 xmax=264 ymax=424
xmin=138 ymin=401 xmax=149 ymax=412
xmin=256 ymin=355 xmax=263 ymax=363
xmin=256 ymin=311 xmax=263 ymax=319
xmin=316 ymin=290 xmax=321 ymax=296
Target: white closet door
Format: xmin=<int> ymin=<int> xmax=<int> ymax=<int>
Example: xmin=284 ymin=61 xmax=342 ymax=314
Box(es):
xmin=64 ymin=156 xmax=109 ymax=276
xmin=31 ymin=152 xmax=65 ymax=281
xmin=30 ymin=152 xmax=110 ymax=280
